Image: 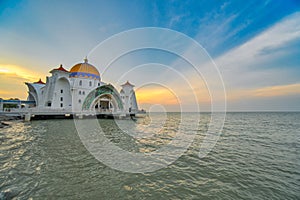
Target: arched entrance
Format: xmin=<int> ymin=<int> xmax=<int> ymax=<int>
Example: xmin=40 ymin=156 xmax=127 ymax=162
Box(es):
xmin=82 ymin=84 xmax=123 ymax=112
xmin=92 ymin=94 xmax=119 ymax=113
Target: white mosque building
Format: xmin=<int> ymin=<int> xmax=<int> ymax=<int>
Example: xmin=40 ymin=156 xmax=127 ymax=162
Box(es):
xmin=24 ymin=58 xmax=139 ymax=117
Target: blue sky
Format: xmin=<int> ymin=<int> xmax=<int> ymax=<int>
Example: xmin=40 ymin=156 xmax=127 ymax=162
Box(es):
xmin=0 ymin=0 xmax=300 ymax=111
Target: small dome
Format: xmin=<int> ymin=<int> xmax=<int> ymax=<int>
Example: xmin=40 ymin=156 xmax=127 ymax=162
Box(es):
xmin=50 ymin=64 xmax=69 ymax=73
xmin=34 ymin=78 xmax=45 ymax=84
xmin=69 ymin=58 xmax=100 ymax=80
xmin=121 ymin=81 xmax=134 ymax=87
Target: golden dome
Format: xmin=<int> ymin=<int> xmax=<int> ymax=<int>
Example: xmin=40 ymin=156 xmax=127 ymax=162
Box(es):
xmin=69 ymin=58 xmax=100 ymax=80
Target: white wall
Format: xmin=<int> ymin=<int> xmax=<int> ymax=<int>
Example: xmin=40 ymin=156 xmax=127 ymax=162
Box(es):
xmin=39 ymin=71 xmax=71 ymax=109
xmin=51 ymin=77 xmax=72 ymax=109
xmin=70 ymin=77 xmax=101 ymax=111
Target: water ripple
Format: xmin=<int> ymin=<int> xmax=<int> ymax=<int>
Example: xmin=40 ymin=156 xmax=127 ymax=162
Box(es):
xmin=0 ymin=113 xmax=299 ymax=199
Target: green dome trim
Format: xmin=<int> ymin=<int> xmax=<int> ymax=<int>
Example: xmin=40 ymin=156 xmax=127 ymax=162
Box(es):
xmin=82 ymin=84 xmax=123 ymax=110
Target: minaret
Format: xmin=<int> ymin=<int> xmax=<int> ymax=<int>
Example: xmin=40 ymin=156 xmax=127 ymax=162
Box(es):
xmin=120 ymin=81 xmax=138 ymax=114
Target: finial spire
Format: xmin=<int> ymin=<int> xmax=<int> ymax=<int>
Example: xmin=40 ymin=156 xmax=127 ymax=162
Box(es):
xmin=84 ymin=56 xmax=88 ymax=63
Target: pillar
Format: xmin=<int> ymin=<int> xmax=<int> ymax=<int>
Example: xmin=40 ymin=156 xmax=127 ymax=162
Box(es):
xmin=24 ymin=113 xmax=31 ymax=121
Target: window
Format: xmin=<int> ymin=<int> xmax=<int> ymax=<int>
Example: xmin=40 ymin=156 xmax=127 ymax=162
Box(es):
xmin=83 ymin=91 xmax=85 ymax=95
xmin=79 ymin=80 xmax=82 ymax=86
xmin=60 ymin=103 xmax=63 ymax=107
xmin=78 ymin=99 xmax=81 ymax=103
xmin=89 ymin=81 xmax=92 ymax=87
xmin=60 ymin=89 xmax=63 ymax=93
xmin=98 ymin=83 xmax=100 ymax=86
xmin=79 ymin=91 xmax=81 ymax=95
xmin=60 ymin=97 xmax=63 ymax=101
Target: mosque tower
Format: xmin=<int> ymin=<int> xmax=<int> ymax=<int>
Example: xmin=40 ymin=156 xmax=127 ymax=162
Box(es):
xmin=120 ymin=81 xmax=138 ymax=114
xmin=41 ymin=64 xmax=70 ymax=109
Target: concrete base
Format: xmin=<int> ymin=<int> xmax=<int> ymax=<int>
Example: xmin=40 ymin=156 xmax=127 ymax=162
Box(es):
xmin=24 ymin=113 xmax=31 ymax=121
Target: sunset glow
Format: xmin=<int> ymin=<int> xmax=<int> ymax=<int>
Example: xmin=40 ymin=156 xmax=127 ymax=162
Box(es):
xmin=0 ymin=1 xmax=299 ymax=111
xmin=136 ymin=86 xmax=180 ymax=106
xmin=0 ymin=64 xmax=45 ymax=99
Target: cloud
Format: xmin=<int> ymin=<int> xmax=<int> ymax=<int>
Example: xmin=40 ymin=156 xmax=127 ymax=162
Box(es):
xmin=253 ymin=83 xmax=300 ymax=97
xmin=155 ymin=12 xmax=300 ymax=111
xmin=0 ymin=64 xmax=45 ymax=99
xmin=228 ymin=83 xmax=300 ymax=100
xmin=136 ymin=86 xmax=179 ymax=105
xmin=216 ymin=12 xmax=300 ymax=70
xmin=208 ymin=12 xmax=300 ymax=109
xmin=211 ymin=12 xmax=300 ymax=90
xmin=90 ymin=12 xmax=300 ymax=111
xmin=0 ymin=72 xmax=30 ymax=82
xmin=0 ymin=64 xmax=44 ymax=82
xmin=168 ymin=14 xmax=186 ymax=28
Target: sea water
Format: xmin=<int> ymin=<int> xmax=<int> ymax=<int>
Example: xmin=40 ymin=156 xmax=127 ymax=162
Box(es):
xmin=0 ymin=112 xmax=299 ymax=199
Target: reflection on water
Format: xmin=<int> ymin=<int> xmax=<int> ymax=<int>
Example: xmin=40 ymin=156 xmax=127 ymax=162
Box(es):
xmin=0 ymin=113 xmax=299 ymax=199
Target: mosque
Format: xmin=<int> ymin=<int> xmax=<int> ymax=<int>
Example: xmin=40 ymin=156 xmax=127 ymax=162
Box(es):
xmin=23 ymin=58 xmax=140 ymax=118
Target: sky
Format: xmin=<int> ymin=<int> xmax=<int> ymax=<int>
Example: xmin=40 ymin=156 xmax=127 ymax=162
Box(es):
xmin=0 ymin=0 xmax=299 ymax=111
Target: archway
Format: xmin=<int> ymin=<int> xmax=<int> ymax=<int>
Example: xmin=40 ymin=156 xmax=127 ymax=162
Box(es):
xmin=82 ymin=84 xmax=123 ymax=112
xmin=92 ymin=94 xmax=119 ymax=113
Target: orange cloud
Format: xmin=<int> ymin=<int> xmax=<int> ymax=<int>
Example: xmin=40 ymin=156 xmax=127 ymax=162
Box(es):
xmin=136 ymin=86 xmax=180 ymax=105
xmin=253 ymin=83 xmax=300 ymax=97
xmin=228 ymin=83 xmax=300 ymax=101
xmin=0 ymin=64 xmax=45 ymax=99
xmin=0 ymin=64 xmax=44 ymax=82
